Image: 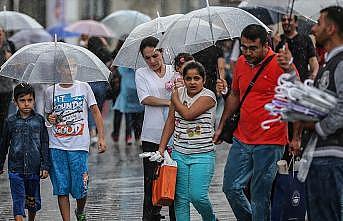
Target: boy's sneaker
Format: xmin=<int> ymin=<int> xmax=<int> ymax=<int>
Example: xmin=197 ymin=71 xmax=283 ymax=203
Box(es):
xmin=111 ymin=132 xmax=119 ymax=143
xmin=75 ymin=209 xmax=86 ymax=221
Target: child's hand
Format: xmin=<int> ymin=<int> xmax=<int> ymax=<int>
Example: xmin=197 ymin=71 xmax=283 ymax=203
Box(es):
xmin=48 ymin=114 xmax=57 ymax=124
xmin=174 ymin=77 xmax=184 ymax=89
xmin=40 ymin=170 xmax=49 ymax=179
xmin=97 ymin=138 xmax=107 ymax=153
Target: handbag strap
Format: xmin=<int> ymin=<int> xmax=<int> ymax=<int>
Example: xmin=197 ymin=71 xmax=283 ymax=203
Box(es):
xmin=238 ymin=54 xmax=276 ymax=109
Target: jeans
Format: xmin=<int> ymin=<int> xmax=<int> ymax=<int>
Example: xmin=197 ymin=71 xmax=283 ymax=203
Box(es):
xmin=172 ymin=150 xmax=216 ymax=221
xmin=306 ymin=157 xmax=343 ymax=221
xmin=88 ymin=82 xmax=107 ymax=129
xmin=142 ymin=141 xmax=175 ymax=221
xmin=222 ymin=137 xmax=284 ymax=221
xmin=9 ymin=172 xmax=41 ymax=216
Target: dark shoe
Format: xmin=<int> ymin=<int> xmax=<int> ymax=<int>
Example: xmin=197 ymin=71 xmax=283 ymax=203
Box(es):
xmin=75 ymin=209 xmax=86 ymax=221
xmin=111 ymin=132 xmax=119 ymax=143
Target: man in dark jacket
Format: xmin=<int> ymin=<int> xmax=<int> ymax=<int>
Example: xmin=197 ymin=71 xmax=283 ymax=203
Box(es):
xmin=301 ymin=6 xmax=343 ymax=220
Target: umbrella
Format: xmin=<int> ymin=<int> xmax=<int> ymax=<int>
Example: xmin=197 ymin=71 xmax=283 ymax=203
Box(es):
xmin=239 ymin=6 xmax=281 ymax=25
xmin=293 ymin=0 xmax=343 ymax=21
xmin=0 ymin=41 xmax=110 ymax=84
xmin=112 ymin=13 xmax=183 ymax=69
xmin=0 ymin=10 xmax=43 ymax=31
xmin=101 ymin=10 xmax=151 ymax=39
xmin=158 ymin=6 xmax=270 ymax=61
xmin=65 ymin=20 xmax=114 ymax=37
xmin=47 ymin=22 xmax=80 ymax=40
xmin=9 ymin=29 xmax=52 ymax=49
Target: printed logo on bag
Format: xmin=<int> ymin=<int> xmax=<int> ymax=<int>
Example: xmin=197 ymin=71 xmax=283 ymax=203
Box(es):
xmin=291 ymin=190 xmax=301 ymax=207
xmin=318 ymin=70 xmax=330 ymax=90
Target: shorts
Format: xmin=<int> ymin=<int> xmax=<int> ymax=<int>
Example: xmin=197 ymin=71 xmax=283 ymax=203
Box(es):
xmin=9 ymin=172 xmax=41 ymax=217
xmin=50 ymin=148 xmax=89 ymax=199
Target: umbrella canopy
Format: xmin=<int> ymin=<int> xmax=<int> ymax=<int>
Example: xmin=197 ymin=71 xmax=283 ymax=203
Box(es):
xmin=0 ymin=42 xmax=110 ymax=84
xmin=158 ymin=6 xmax=270 ymax=61
xmin=47 ymin=22 xmax=80 ymax=40
xmin=65 ymin=20 xmax=114 ymax=37
xmin=293 ymin=0 xmax=343 ymax=21
xmin=9 ymin=29 xmax=52 ymax=49
xmin=0 ymin=10 xmax=43 ymax=31
xmin=101 ymin=10 xmax=151 ymax=39
xmin=112 ymin=14 xmax=183 ymax=69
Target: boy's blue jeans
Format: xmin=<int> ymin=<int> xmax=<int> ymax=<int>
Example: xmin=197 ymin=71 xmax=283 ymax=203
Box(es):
xmin=9 ymin=172 xmax=41 ymax=217
xmin=172 ymin=150 xmax=216 ymax=221
xmin=222 ymin=138 xmax=284 ymax=221
xmin=306 ymin=157 xmax=343 ymax=221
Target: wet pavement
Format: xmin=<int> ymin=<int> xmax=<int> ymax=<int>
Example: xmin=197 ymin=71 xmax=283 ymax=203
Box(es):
xmin=0 ymin=110 xmax=236 ymax=221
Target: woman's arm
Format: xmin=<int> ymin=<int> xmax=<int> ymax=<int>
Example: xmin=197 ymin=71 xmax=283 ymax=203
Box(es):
xmin=172 ymin=89 xmax=215 ymax=121
xmin=158 ymin=103 xmax=176 ymax=154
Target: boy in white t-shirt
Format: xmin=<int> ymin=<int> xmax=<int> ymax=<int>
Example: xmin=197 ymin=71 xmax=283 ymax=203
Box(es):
xmin=135 ymin=36 xmax=176 ymax=221
xmin=45 ymin=60 xmax=106 ymax=221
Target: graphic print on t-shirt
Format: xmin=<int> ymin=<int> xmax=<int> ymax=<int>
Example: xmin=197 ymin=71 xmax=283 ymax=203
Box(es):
xmin=53 ymin=93 xmax=85 ymax=138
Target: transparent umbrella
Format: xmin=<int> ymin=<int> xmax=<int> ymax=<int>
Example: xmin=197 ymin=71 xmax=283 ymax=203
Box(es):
xmin=293 ymin=0 xmax=343 ymax=21
xmin=65 ymin=20 xmax=114 ymax=37
xmin=0 ymin=41 xmax=110 ymax=84
xmin=9 ymin=29 xmax=52 ymax=49
xmin=112 ymin=14 xmax=183 ymax=69
xmin=158 ymin=6 xmax=270 ymax=61
xmin=101 ymin=10 xmax=151 ymax=40
xmin=0 ymin=9 xmax=43 ymax=31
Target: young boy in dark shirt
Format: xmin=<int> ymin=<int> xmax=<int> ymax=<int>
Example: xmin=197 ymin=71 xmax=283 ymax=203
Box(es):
xmin=0 ymin=83 xmax=50 ymax=221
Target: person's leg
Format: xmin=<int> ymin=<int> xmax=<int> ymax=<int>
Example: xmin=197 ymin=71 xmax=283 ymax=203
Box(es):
xmin=250 ymin=145 xmax=284 ymax=221
xmin=0 ymin=91 xmax=12 ymax=135
xmin=24 ymin=174 xmax=41 ymax=221
xmin=69 ymin=150 xmax=89 ymax=220
xmin=133 ymin=112 xmax=144 ymax=141
xmin=27 ymin=212 xmax=36 ymax=221
xmin=172 ymin=151 xmax=191 ymax=221
xmin=9 ymin=173 xmax=25 ymax=221
xmin=142 ymin=141 xmax=162 ymax=220
xmin=58 ymin=196 xmax=70 ymax=221
xmin=50 ymin=149 xmax=72 ymax=220
xmin=189 ymin=151 xmax=216 ymax=221
xmin=306 ymin=157 xmax=343 ymax=221
xmin=222 ymin=138 xmax=253 ymax=221
xmin=112 ymin=110 xmax=122 ymax=142
xmin=125 ymin=113 xmax=133 ymax=145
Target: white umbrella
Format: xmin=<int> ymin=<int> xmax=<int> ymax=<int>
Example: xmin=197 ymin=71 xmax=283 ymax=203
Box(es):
xmin=0 ymin=9 xmax=43 ymax=31
xmin=65 ymin=20 xmax=114 ymax=37
xmin=0 ymin=41 xmax=110 ymax=84
xmin=101 ymin=10 xmax=151 ymax=39
xmin=158 ymin=6 xmax=270 ymax=61
xmin=112 ymin=13 xmax=183 ymax=69
xmin=293 ymin=0 xmax=343 ymax=21
xmin=9 ymin=29 xmax=52 ymax=49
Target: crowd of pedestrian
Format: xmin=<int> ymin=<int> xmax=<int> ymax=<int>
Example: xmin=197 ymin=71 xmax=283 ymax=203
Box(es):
xmin=0 ymin=4 xmax=342 ymax=221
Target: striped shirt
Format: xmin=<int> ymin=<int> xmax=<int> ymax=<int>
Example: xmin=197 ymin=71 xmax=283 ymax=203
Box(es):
xmin=173 ymin=87 xmax=217 ymax=154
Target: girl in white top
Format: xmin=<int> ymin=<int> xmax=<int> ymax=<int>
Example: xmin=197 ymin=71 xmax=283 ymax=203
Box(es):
xmin=159 ymin=61 xmax=217 ymax=221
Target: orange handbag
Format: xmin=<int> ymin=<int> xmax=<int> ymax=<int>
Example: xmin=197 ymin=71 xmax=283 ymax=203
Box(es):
xmin=152 ymin=164 xmax=177 ymax=206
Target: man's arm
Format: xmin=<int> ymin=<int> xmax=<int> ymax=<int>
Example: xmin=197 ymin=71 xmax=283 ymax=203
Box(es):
xmin=308 ymin=56 xmax=319 ymax=80
xmin=90 ymin=104 xmax=106 ymax=153
xmin=213 ymin=89 xmax=240 ymax=144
